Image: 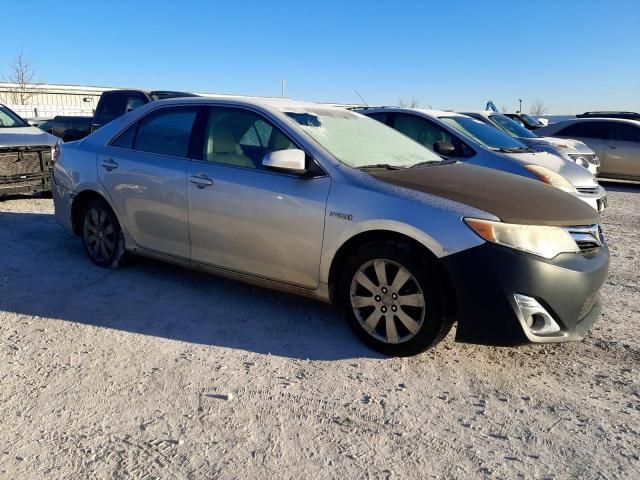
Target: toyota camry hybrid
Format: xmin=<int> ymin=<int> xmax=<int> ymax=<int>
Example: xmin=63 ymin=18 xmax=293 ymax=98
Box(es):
xmin=52 ymin=98 xmax=609 ymax=356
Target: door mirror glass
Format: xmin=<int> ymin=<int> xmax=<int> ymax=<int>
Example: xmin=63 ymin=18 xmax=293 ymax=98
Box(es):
xmin=262 ymin=149 xmax=306 ymax=173
xmin=434 ymin=140 xmax=455 ymax=155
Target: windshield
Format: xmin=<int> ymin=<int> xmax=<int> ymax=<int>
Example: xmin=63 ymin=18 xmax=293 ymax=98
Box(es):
xmin=521 ymin=114 xmax=543 ymax=126
xmin=285 ymin=108 xmax=443 ymax=168
xmin=0 ymin=105 xmax=28 ymax=128
xmin=489 ymin=114 xmax=537 ymax=138
xmin=440 ymin=116 xmax=528 ymax=150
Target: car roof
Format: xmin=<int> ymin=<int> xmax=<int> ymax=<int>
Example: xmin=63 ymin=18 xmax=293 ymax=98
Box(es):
xmin=150 ymin=96 xmax=356 ymax=114
xmin=354 ymin=107 xmax=468 ymax=118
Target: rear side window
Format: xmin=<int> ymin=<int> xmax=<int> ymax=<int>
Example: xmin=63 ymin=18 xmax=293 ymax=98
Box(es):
xmin=556 ymin=122 xmax=607 ymax=139
xmin=111 ymin=107 xmax=198 ymax=157
xmin=610 ymin=123 xmax=640 ymax=142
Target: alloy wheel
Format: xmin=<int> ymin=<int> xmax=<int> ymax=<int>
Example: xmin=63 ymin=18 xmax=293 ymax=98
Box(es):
xmin=349 ymin=259 xmax=426 ymax=344
xmin=83 ymin=206 xmax=116 ymax=263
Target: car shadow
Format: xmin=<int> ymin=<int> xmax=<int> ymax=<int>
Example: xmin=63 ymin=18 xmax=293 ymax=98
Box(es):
xmin=0 ymin=210 xmax=381 ymax=361
xmin=599 ymin=180 xmax=640 ymax=193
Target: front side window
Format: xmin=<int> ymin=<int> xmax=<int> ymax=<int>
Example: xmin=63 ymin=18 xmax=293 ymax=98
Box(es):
xmin=0 ymin=105 xmax=28 ymax=128
xmin=286 ymin=108 xmax=442 ymax=168
xmin=440 ymin=116 xmax=528 ymax=151
xmin=556 ymin=122 xmax=606 ymax=139
xmin=392 ymin=114 xmax=473 ymax=157
xmin=489 ymin=114 xmax=537 ymax=139
xmin=111 ymin=107 xmax=198 ymax=157
xmin=202 ymin=108 xmax=294 ymax=169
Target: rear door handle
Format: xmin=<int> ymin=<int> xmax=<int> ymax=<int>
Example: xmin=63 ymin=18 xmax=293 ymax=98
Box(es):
xmin=101 ymin=158 xmax=118 ymax=171
xmin=189 ymin=174 xmax=214 ymax=188
xmin=608 ymin=145 xmax=617 ymax=149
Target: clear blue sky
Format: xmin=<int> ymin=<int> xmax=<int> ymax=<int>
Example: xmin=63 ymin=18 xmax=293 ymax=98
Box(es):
xmin=2 ymin=0 xmax=639 ymax=114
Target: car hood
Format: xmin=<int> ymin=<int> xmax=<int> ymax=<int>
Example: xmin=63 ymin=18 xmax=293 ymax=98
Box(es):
xmin=498 ymin=149 xmax=597 ymax=187
xmin=0 ymin=126 xmax=58 ymax=148
xmin=525 ymin=136 xmax=594 ymax=153
xmin=368 ymin=163 xmax=599 ymax=227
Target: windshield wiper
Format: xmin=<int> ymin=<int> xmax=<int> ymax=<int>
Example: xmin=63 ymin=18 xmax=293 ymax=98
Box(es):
xmin=410 ymin=159 xmax=458 ymax=168
xmin=357 ymin=163 xmax=406 ymax=171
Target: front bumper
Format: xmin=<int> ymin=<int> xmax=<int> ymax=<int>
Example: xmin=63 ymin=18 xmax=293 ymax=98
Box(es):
xmin=574 ymin=185 xmax=607 ymax=212
xmin=440 ymin=241 xmax=609 ymax=346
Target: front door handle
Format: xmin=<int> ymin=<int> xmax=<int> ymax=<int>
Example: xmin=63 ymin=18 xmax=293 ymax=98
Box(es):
xmin=101 ymin=158 xmax=118 ymax=171
xmin=608 ymin=145 xmax=617 ymax=149
xmin=189 ymin=174 xmax=214 ymax=188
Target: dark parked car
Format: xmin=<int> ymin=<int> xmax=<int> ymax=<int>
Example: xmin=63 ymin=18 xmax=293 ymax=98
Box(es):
xmin=38 ymin=116 xmax=92 ymax=142
xmin=91 ymin=89 xmax=197 ymax=133
xmin=576 ymin=111 xmax=640 ymax=121
xmin=504 ymin=113 xmax=545 ymax=130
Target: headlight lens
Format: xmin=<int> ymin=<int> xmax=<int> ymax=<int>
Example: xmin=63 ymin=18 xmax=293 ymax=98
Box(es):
xmin=465 ymin=218 xmax=580 ymax=259
xmin=524 ymin=164 xmax=577 ymax=193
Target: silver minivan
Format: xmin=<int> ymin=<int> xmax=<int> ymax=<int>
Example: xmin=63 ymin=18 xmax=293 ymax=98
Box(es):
xmin=358 ymin=108 xmax=607 ymax=212
xmin=52 ymin=98 xmax=609 ymax=356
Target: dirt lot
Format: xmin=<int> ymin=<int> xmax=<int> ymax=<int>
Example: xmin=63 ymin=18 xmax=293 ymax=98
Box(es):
xmin=0 ymin=183 xmax=638 ymax=479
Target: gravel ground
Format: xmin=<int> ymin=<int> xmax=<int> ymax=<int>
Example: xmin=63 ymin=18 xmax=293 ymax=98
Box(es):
xmin=0 ymin=184 xmax=638 ymax=479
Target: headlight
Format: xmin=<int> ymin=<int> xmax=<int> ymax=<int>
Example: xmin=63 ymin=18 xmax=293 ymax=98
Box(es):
xmin=465 ymin=218 xmax=580 ymax=259
xmin=572 ymin=156 xmax=590 ymax=169
xmin=524 ymin=164 xmax=577 ymax=193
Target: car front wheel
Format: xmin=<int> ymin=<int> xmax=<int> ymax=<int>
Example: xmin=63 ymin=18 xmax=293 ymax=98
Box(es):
xmin=340 ymin=241 xmax=452 ymax=356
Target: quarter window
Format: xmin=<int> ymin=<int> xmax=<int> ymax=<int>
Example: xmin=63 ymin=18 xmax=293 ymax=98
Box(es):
xmin=202 ymin=108 xmax=294 ymax=169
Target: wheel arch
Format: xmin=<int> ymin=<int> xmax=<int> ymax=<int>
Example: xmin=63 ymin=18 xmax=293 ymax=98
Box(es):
xmin=70 ymin=189 xmax=112 ymax=235
xmin=327 ymin=229 xmax=457 ymax=317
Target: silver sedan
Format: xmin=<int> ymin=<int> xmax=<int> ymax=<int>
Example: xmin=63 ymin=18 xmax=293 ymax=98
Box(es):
xmin=52 ymin=98 xmax=609 ymax=356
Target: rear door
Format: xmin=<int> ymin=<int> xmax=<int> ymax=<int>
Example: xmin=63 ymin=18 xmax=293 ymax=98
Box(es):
xmin=605 ymin=122 xmax=640 ymax=180
xmin=98 ymin=105 xmax=200 ymax=259
xmin=186 ymin=106 xmax=331 ymax=289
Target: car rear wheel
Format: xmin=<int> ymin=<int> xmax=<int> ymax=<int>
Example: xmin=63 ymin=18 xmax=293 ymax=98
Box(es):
xmin=81 ymin=199 xmax=126 ymax=268
xmin=340 ymin=241 xmax=452 ymax=356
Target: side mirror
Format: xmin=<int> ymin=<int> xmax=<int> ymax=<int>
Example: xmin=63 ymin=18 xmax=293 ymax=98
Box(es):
xmin=434 ymin=140 xmax=455 ymax=156
xmin=262 ymin=149 xmax=307 ymax=174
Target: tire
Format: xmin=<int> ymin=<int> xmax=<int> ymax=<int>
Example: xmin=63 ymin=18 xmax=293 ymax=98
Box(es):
xmin=81 ymin=198 xmax=126 ymax=268
xmin=338 ymin=241 xmax=453 ymax=356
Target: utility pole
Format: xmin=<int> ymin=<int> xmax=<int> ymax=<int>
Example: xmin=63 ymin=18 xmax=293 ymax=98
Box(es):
xmin=518 ymin=98 xmax=522 ymax=114
xmin=281 ymin=80 xmax=286 ymax=98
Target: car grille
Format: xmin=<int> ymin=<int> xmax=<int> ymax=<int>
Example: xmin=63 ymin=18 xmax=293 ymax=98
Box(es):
xmin=576 ymin=186 xmax=600 ymax=195
xmin=564 ymin=225 xmax=603 ymax=254
xmin=0 ymin=146 xmax=53 ymax=195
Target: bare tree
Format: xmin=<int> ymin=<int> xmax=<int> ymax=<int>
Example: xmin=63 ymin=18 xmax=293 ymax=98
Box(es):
xmin=3 ymin=52 xmax=39 ymax=105
xmin=398 ymin=96 xmax=420 ymax=108
xmin=529 ymin=98 xmax=549 ymax=117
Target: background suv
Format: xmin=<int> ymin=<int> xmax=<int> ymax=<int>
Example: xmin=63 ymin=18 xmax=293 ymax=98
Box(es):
xmin=536 ymin=118 xmax=640 ymax=182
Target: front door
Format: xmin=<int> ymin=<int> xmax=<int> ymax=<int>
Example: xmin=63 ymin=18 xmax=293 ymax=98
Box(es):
xmin=187 ymin=107 xmax=331 ymax=289
xmin=98 ymin=106 xmax=200 ymax=259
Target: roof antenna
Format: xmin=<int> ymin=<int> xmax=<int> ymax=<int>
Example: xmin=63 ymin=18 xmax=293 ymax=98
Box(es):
xmin=354 ymin=90 xmax=369 ymax=106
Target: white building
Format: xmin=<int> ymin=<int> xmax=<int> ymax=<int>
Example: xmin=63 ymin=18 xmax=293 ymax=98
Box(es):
xmin=0 ymin=82 xmax=115 ymax=120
